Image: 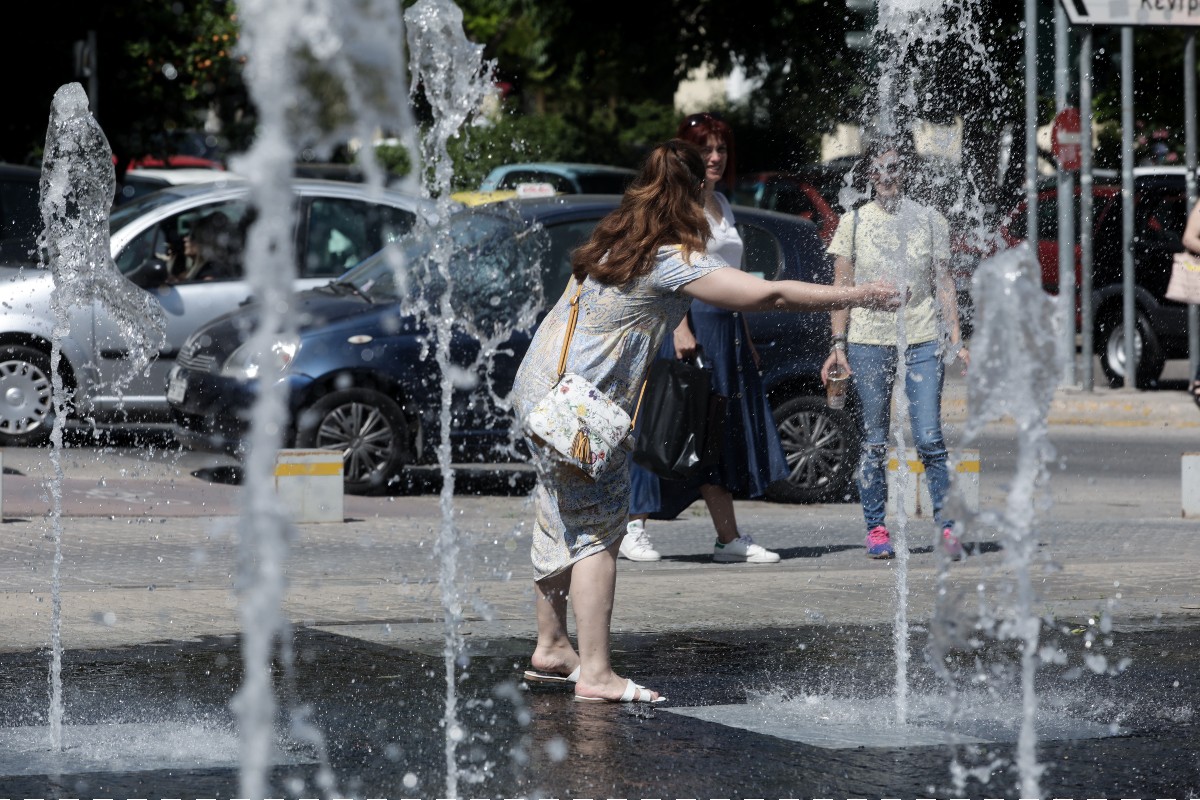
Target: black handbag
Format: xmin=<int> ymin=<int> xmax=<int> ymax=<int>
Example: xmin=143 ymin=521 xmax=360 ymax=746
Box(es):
xmin=632 ymin=350 xmax=726 ymax=481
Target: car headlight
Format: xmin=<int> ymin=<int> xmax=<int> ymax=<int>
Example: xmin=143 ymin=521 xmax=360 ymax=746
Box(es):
xmin=220 ymin=335 xmax=300 ymax=379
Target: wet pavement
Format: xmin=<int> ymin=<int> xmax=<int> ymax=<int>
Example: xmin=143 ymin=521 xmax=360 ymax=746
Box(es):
xmin=0 ymin=624 xmax=1196 ymax=798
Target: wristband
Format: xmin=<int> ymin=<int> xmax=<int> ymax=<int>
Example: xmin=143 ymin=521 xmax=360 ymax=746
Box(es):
xmin=831 ymin=333 xmax=847 ymax=343
xmin=832 ymin=341 xmax=846 ymax=352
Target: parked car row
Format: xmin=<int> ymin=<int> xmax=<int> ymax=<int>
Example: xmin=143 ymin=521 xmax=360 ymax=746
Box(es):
xmin=165 ymin=195 xmax=859 ymax=502
xmin=0 ymin=178 xmax=427 ymax=445
xmin=478 ymin=162 xmax=636 ymax=195
xmin=0 ymin=162 xmax=872 ymax=503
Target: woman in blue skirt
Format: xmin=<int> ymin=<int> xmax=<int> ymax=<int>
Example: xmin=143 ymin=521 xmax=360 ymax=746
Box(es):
xmin=622 ymin=113 xmax=788 ymax=564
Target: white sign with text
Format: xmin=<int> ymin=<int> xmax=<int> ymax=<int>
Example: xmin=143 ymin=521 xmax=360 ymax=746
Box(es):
xmin=1061 ymin=0 xmax=1200 ymax=27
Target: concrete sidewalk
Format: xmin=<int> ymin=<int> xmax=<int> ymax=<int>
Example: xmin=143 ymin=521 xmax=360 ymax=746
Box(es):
xmin=0 ymin=371 xmax=1194 ymax=655
xmin=940 ymin=370 xmax=1199 ymax=426
xmin=1 ymin=492 xmax=1195 ymax=657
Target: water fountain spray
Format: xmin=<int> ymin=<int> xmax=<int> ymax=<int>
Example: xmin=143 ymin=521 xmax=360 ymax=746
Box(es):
xmin=403 ymin=2 xmax=500 ymax=793
xmin=37 ymin=82 xmax=166 ymax=750
xmin=868 ymin=4 xmax=1060 ymax=795
xmin=230 ymin=0 xmax=417 ymax=794
xmin=858 ymin=0 xmax=1005 ymax=726
xmin=958 ymin=245 xmax=1062 ymax=797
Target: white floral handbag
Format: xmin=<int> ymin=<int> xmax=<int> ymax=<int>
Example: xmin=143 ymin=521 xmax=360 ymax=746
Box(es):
xmin=526 ymin=279 xmax=645 ymax=479
xmin=1166 ymin=251 xmax=1200 ymax=305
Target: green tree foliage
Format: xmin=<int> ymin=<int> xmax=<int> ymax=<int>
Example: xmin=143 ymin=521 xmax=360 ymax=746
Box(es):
xmin=7 ymin=0 xmax=1197 ymax=205
xmin=0 ymin=1 xmax=244 ymax=167
xmin=447 ymin=112 xmax=583 ymax=190
xmin=430 ymin=0 xmax=865 ymax=184
xmin=98 ymin=0 xmax=248 ymax=171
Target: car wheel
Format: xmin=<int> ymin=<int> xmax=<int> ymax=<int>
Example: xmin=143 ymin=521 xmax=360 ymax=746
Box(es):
xmin=1097 ymin=311 xmax=1164 ymax=388
xmin=0 ymin=344 xmax=56 ymax=447
xmin=294 ymin=388 xmax=412 ymax=495
xmin=766 ymin=394 xmax=859 ymax=504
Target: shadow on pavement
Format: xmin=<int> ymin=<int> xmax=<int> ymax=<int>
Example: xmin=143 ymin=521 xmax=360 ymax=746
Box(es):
xmin=192 ymin=463 xmax=538 ymax=497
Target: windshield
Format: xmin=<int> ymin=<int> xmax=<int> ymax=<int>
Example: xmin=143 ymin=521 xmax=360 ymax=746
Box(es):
xmin=108 ymin=188 xmax=194 ymax=234
xmin=338 ymin=206 xmax=548 ymax=333
xmin=575 ymin=172 xmax=632 ymax=194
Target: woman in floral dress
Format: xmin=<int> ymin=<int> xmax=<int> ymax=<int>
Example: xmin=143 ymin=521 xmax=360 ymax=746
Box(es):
xmin=512 ymin=139 xmax=901 ymax=703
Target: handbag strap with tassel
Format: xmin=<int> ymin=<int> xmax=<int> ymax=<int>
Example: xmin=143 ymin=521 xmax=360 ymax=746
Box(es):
xmin=554 ymin=278 xmax=649 ymax=429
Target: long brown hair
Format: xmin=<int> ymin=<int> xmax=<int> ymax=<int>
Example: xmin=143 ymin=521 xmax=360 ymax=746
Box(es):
xmin=571 ymin=140 xmax=710 ymax=285
xmin=677 ymin=112 xmax=736 ymax=190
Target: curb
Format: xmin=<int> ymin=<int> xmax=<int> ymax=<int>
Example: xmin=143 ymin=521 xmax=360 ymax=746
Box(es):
xmin=941 ymin=383 xmax=1199 ymax=426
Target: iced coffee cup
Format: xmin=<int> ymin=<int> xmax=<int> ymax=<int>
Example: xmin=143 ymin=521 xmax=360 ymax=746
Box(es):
xmin=826 ymin=368 xmax=848 ymax=409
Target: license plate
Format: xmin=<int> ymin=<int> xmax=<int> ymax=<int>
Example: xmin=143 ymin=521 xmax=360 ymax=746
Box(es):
xmin=167 ymin=370 xmax=187 ymax=404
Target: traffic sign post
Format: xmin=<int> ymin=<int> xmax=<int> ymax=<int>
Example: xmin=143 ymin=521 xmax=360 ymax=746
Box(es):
xmin=1058 ymin=0 xmax=1200 ymax=389
xmin=1060 ymin=1 xmax=1200 ymax=27
xmin=1052 ymin=108 xmax=1083 ymax=171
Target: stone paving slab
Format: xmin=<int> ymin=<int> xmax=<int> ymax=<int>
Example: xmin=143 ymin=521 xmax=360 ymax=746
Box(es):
xmin=2 ymin=495 xmax=1196 ymax=654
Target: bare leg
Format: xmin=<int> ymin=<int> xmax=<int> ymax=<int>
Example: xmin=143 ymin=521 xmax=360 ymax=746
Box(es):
xmin=570 ymin=540 xmax=660 ymax=701
xmin=530 ymin=571 xmax=578 ymax=676
xmin=700 ymin=483 xmax=739 ymax=543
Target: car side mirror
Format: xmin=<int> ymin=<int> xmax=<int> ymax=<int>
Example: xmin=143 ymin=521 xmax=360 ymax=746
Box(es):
xmin=126 ymin=258 xmax=170 ymax=289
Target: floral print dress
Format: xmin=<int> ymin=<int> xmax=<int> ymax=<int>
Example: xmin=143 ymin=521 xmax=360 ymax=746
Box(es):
xmin=512 ymin=246 xmax=726 ymax=580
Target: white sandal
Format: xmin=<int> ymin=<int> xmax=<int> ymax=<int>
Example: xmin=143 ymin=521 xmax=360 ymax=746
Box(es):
xmin=575 ymin=678 xmax=665 ymax=704
xmin=522 ymin=665 xmax=581 ymax=685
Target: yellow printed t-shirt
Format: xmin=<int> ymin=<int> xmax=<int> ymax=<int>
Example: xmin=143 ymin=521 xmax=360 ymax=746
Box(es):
xmin=826 ymin=197 xmax=951 ymax=346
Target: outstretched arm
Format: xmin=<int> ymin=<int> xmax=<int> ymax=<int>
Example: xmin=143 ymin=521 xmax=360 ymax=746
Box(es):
xmin=1183 ymin=200 xmax=1200 ymax=255
xmin=681 ymin=266 xmax=901 ymax=312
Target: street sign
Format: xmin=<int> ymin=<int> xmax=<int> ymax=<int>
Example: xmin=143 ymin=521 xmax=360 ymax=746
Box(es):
xmin=1060 ymin=0 xmax=1200 ymax=27
xmin=1053 ymin=108 xmax=1083 ymax=170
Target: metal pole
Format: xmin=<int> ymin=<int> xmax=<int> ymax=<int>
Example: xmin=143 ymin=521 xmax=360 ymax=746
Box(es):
xmin=1121 ymin=26 xmax=1137 ymax=388
xmin=86 ymin=30 xmax=98 ymax=118
xmin=1080 ymin=28 xmax=1095 ymax=391
xmin=1026 ymin=0 xmax=1039 ymax=254
xmin=1055 ymin=4 xmax=1077 ymax=385
xmin=1186 ymin=33 xmax=1199 ymax=385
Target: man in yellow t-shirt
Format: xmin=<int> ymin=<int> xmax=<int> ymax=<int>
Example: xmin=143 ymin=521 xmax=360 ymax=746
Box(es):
xmin=821 ymin=139 xmax=970 ymax=561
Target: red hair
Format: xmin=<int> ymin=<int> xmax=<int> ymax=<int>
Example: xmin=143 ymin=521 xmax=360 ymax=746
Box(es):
xmin=677 ymin=112 xmax=737 ymax=189
xmin=571 ymin=140 xmax=710 ymax=285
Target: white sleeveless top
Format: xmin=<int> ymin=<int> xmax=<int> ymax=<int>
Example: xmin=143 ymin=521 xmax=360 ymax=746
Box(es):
xmin=706 ymin=192 xmax=743 ymax=270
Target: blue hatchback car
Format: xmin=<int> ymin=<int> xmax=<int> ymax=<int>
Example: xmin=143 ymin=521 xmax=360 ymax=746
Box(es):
xmin=168 ymin=196 xmax=855 ymax=499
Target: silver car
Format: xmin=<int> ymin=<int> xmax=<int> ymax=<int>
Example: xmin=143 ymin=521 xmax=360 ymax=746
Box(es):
xmin=0 ymin=178 xmax=429 ymax=446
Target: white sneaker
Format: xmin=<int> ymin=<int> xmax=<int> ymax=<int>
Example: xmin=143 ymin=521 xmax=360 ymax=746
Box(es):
xmin=713 ymin=534 xmax=780 ymax=564
xmin=619 ymin=520 xmax=661 ymax=562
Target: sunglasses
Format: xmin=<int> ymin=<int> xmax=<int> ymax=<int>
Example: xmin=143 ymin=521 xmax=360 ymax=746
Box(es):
xmin=869 ymin=160 xmax=904 ymax=178
xmin=684 ymin=112 xmax=721 ymax=127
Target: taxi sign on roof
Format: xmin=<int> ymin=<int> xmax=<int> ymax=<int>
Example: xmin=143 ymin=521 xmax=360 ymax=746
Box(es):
xmin=515 ymin=182 xmax=557 ymax=198
xmin=1060 ymin=0 xmax=1200 ymax=27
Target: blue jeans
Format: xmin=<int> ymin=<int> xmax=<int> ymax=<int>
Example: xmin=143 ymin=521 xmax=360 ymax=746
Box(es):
xmin=848 ymin=340 xmax=952 ymax=533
